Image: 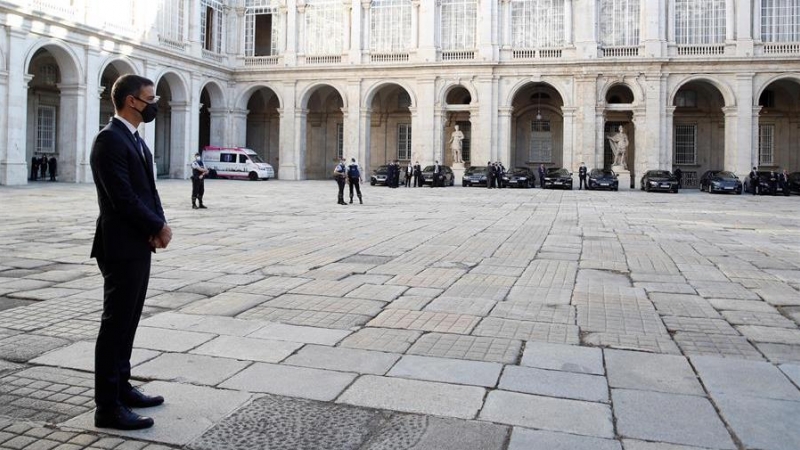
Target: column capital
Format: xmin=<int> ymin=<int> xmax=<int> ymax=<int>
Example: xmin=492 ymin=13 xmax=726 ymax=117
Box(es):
xmin=499 ymin=106 xmax=514 ymax=116
xmin=722 ymin=106 xmax=738 ymax=116
xmin=411 ymin=0 xmax=421 ymax=7
xmin=360 ymin=0 xmax=371 ymax=9
xmin=666 ymin=106 xmax=677 ymax=115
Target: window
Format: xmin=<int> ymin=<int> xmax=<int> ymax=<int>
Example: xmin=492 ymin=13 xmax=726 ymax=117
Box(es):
xmin=675 ymin=90 xmax=698 ymax=107
xmin=440 ymin=0 xmax=478 ymax=50
xmin=201 ymin=0 xmax=224 ymax=53
xmin=398 ymin=124 xmax=412 ymax=160
xmin=599 ymin=0 xmax=640 ymax=47
xmin=759 ymin=124 xmax=775 ymax=165
xmin=337 ymin=122 xmax=344 ymax=159
xmin=36 ymin=106 xmax=56 ymax=154
xmin=245 ymin=0 xmax=282 ymax=56
xmin=674 ymin=0 xmax=726 ymax=45
xmin=221 ymin=153 xmax=237 ymax=163
xmin=306 ymin=0 xmax=343 ymax=55
xmin=239 ymin=154 xmax=249 ymax=163
xmin=158 ymin=0 xmax=185 ymax=42
xmin=674 ymin=124 xmax=697 ymax=165
xmin=371 ymin=0 xmax=412 ymax=52
xmin=530 ymin=120 xmax=552 ymax=162
xmin=762 ymin=0 xmax=800 ymax=42
xmin=511 ymin=0 xmax=564 ymax=49
xmin=39 ymin=64 xmax=58 ymax=86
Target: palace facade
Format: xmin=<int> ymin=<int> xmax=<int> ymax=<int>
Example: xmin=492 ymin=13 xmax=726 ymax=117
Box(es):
xmin=1 ymin=0 xmax=799 ymax=187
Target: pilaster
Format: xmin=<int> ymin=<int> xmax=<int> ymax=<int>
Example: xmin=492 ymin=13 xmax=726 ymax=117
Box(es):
xmin=733 ymin=73 xmax=756 ymax=176
xmin=417 ymin=0 xmax=437 ymax=62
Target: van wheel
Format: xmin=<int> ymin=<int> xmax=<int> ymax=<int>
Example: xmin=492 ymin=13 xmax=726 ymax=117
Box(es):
xmin=208 ymin=169 xmax=217 ymax=179
xmin=249 ymin=172 xmax=258 ymax=181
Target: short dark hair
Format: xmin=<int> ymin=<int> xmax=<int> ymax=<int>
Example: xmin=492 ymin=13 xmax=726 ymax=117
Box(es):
xmin=111 ymin=74 xmax=154 ymax=112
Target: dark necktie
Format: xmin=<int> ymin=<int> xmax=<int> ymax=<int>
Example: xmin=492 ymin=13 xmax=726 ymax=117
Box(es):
xmin=133 ymin=131 xmax=146 ymax=162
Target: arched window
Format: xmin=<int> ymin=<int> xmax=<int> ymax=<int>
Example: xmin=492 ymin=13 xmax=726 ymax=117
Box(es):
xmin=511 ymin=0 xmax=565 ymax=49
xmin=158 ymin=0 xmax=185 ymax=43
xmin=599 ymin=0 xmax=640 ymax=47
xmin=306 ymin=0 xmax=344 ymax=55
xmin=674 ymin=0 xmax=726 ymax=45
xmin=371 ymin=0 xmax=412 ymax=52
xmin=761 ymin=0 xmax=800 ymax=42
xmin=440 ymin=0 xmax=478 ymax=50
xmin=245 ymin=0 xmax=282 ymax=56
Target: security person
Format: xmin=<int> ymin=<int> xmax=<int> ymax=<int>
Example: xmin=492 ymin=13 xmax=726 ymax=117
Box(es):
xmin=769 ymin=170 xmax=778 ymax=196
xmin=347 ymin=157 xmax=363 ymax=204
xmin=431 ymin=160 xmax=441 ymax=187
xmin=578 ymin=162 xmax=587 ymax=190
xmin=413 ymin=161 xmax=422 ymax=187
xmin=674 ymin=167 xmax=683 ymax=189
xmin=405 ymin=162 xmax=413 ymax=187
xmin=191 ymin=152 xmax=209 ymax=209
xmin=538 ymin=164 xmax=546 ymax=189
xmin=486 ymin=161 xmax=495 ymax=189
xmin=749 ymin=167 xmax=759 ymax=195
xmin=779 ymin=169 xmax=790 ymax=196
xmin=333 ymin=158 xmax=348 ymax=205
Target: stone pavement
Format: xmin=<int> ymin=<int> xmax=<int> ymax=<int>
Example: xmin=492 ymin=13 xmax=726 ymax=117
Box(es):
xmin=0 ymin=179 xmax=799 ymax=449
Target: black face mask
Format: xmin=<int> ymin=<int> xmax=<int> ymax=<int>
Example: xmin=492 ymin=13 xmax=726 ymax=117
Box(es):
xmin=136 ymin=102 xmax=158 ymax=123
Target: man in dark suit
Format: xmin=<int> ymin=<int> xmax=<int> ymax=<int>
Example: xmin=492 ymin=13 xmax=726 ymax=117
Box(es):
xmin=90 ymin=74 xmax=172 ymax=431
xmin=538 ymin=164 xmax=546 ymax=189
xmin=578 ymin=162 xmax=587 ymax=190
xmin=413 ymin=161 xmax=422 ymax=187
xmin=486 ymin=161 xmax=495 ymax=189
xmin=749 ymin=167 xmax=759 ymax=195
xmin=779 ymin=169 xmax=790 ymax=196
xmin=431 ymin=160 xmax=441 ymax=187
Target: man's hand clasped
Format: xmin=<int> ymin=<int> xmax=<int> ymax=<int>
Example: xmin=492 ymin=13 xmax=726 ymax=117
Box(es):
xmin=149 ymin=223 xmax=172 ymax=249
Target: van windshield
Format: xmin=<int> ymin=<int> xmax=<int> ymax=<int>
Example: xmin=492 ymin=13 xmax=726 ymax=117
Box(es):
xmin=248 ymin=154 xmax=265 ymax=164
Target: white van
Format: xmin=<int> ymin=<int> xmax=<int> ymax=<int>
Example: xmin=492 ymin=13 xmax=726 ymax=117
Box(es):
xmin=201 ymin=146 xmax=275 ymax=181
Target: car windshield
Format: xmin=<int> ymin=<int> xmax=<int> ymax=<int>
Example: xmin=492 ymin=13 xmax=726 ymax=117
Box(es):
xmin=247 ymin=154 xmax=265 ymax=164
xmin=423 ymin=166 xmax=434 ymax=172
xmin=511 ymin=168 xmax=529 ymax=175
xmin=715 ymin=171 xmax=737 ymax=179
xmin=547 ymin=169 xmax=569 ymax=177
xmin=466 ymin=166 xmax=487 ymax=174
xmin=649 ymin=171 xmax=671 ymax=177
xmin=375 ymin=165 xmax=388 ymax=173
xmin=592 ymin=170 xmax=614 ymax=177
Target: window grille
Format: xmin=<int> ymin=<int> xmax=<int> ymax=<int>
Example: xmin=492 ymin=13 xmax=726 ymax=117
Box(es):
xmin=371 ymin=0 xmax=412 ymax=53
xmin=201 ymin=0 xmax=224 ymax=53
xmin=674 ymin=124 xmax=697 ymax=165
xmin=759 ymin=124 xmax=775 ymax=166
xmin=337 ymin=122 xmax=344 ymax=159
xmin=39 ymin=64 xmax=58 ymax=86
xmin=762 ymin=0 xmax=800 ymax=42
xmin=306 ymin=0 xmax=343 ymax=55
xmin=511 ymin=0 xmax=564 ymax=49
xmin=530 ymin=120 xmax=552 ymax=162
xmin=599 ymin=0 xmax=640 ymax=47
xmin=245 ymin=0 xmax=282 ymax=56
xmin=440 ymin=0 xmax=478 ymax=51
xmin=36 ymin=105 xmax=56 ymax=154
xmin=158 ymin=0 xmax=185 ymax=42
xmin=674 ymin=0 xmax=726 ymax=45
xmin=398 ymin=124 xmax=412 ymax=160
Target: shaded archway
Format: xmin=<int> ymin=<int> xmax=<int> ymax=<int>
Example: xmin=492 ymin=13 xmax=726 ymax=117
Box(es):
xmin=443 ymin=85 xmax=472 ymax=165
xmin=510 ymin=83 xmax=565 ymax=171
xmin=303 ymin=85 xmax=344 ymax=179
xmin=198 ymin=81 xmax=226 ymax=152
xmin=757 ymin=79 xmax=800 ymax=172
xmin=367 ymin=83 xmax=413 ymax=172
xmin=199 ymin=88 xmax=212 ymax=151
xmin=154 ymin=71 xmax=189 ymax=178
xmin=672 ymin=81 xmax=727 ymax=188
xmin=246 ymin=87 xmax=281 ymax=177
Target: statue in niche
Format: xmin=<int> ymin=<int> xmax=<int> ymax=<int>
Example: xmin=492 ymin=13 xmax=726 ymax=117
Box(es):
xmin=449 ymin=124 xmax=464 ymax=163
xmin=606 ymin=125 xmax=629 ymax=170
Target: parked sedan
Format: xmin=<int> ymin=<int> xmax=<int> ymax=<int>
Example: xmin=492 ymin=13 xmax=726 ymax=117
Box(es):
xmin=745 ymin=171 xmax=783 ymax=195
xmin=462 ymin=166 xmax=488 ymax=187
xmin=421 ymin=165 xmax=454 ymax=186
xmin=587 ymin=169 xmax=618 ymax=191
xmin=789 ymin=172 xmax=800 ymax=195
xmin=640 ymin=170 xmax=679 ymax=193
xmin=503 ymin=167 xmax=536 ymax=188
xmin=370 ymin=165 xmax=390 ymax=186
xmin=701 ymin=170 xmax=742 ymax=194
xmin=543 ymin=168 xmax=573 ymax=190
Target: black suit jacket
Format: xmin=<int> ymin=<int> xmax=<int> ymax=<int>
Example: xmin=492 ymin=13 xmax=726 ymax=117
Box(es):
xmin=90 ymin=118 xmax=165 ymax=262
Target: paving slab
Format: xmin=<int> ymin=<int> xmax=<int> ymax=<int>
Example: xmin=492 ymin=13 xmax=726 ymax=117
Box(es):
xmin=605 ymin=350 xmax=704 ymax=395
xmin=180 ymin=292 xmax=272 ymax=316
xmin=362 ymin=416 xmax=509 ymax=450
xmin=345 ymin=283 xmax=408 ymax=302
xmin=338 ymin=375 xmax=485 ymax=419
xmin=508 ymin=428 xmax=621 ymax=450
xmin=499 ymin=365 xmax=608 ymax=403
xmin=489 ymin=302 xmax=575 ymax=324
xmin=0 ymin=333 xmax=71 ymax=362
xmin=690 ymin=281 xmax=759 ymax=300
xmin=691 ymin=355 xmax=800 ymax=401
xmin=737 ymin=325 xmax=800 ymax=344
xmin=649 ymin=294 xmax=721 ymax=319
xmin=189 ymin=335 xmax=303 ymax=363
xmin=505 ymin=286 xmax=573 ymax=304
xmin=237 ymin=306 xmax=371 ymax=329
xmin=407 ymin=333 xmax=522 ymax=364
xmin=387 ymin=296 xmax=434 ymax=310
xmin=707 ymin=298 xmax=779 ymax=313
xmin=387 ymin=355 xmax=502 ymax=387
xmin=219 ymin=362 xmax=357 ymax=401
xmin=622 ymin=440 xmax=716 ymax=450
xmin=473 ymin=317 xmax=580 ymax=344
xmin=31 ymin=341 xmax=159 ymax=372
xmin=0 ymin=366 xmax=95 ymax=422
xmin=612 ymin=389 xmax=735 ymax=449
xmin=721 ymin=309 xmax=797 ymax=328
xmin=283 ymin=345 xmax=400 ymax=375
xmin=520 ymin=341 xmax=604 ymax=375
xmin=339 ymin=327 xmax=422 ymax=353
xmin=247 ymin=322 xmax=352 ymax=345
xmin=713 ymin=393 xmax=800 ymax=450
xmin=480 ymin=390 xmax=614 ymax=438
xmin=133 ymin=327 xmax=215 ymax=352
xmin=139 ymin=312 xmax=265 ymax=337
xmin=779 ymin=363 xmax=800 ymax=387
xmin=423 ymin=297 xmax=497 ymax=316
xmin=63 ymin=380 xmax=252 ymax=446
xmin=264 ymin=293 xmax=385 ymax=316
xmin=145 ymin=291 xmax=207 ymax=309
xmin=755 ymin=343 xmax=800 ymax=364
xmin=133 ymin=353 xmax=250 ymax=386
xmin=582 ymin=332 xmax=682 ymax=354
xmin=661 ymin=316 xmax=739 ymax=335
xmin=368 ymin=309 xmax=481 ymax=334
xmin=674 ymin=331 xmax=765 ymax=360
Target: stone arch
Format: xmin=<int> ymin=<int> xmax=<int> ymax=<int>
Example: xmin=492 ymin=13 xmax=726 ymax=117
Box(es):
xmin=199 ymin=79 xmax=227 ymax=108
xmin=235 ymin=82 xmax=284 ymax=110
xmin=299 ymin=82 xmax=348 ymax=110
xmin=97 ymin=56 xmax=138 ymax=86
xmin=24 ymin=39 xmax=82 ymax=84
xmin=505 ymin=78 xmax=570 ymax=109
xmin=754 ymin=74 xmax=800 ymax=105
xmin=154 ymin=70 xmax=189 ymax=103
xmin=441 ymin=82 xmax=477 ymax=106
xmin=669 ymin=75 xmax=736 ymax=108
xmin=363 ymin=80 xmax=417 ymax=109
xmin=600 ymin=80 xmax=641 ymax=105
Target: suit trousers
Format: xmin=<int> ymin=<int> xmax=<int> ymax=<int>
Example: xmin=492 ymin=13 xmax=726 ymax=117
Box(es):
xmin=95 ymin=256 xmax=151 ymax=409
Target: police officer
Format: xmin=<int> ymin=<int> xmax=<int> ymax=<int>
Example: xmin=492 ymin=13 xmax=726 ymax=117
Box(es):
xmin=578 ymin=162 xmax=587 ymax=190
xmin=31 ymin=156 xmax=39 ymax=181
xmin=347 ymin=158 xmax=363 ymax=204
xmin=191 ymin=152 xmax=209 ymax=209
xmin=334 ymin=158 xmax=347 ymax=204
xmin=749 ymin=167 xmax=759 ymax=195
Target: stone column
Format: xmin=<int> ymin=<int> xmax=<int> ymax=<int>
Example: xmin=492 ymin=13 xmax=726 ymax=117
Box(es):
xmin=230 ymin=108 xmax=250 ymax=148
xmin=415 ymin=78 xmax=436 ymax=163
xmin=279 ymin=82 xmax=298 ymax=179
xmin=573 ymin=0 xmax=597 ymax=58
xmin=433 ymin=108 xmax=445 ymax=164
xmin=293 ymin=108 xmax=308 ymax=180
xmin=342 ymin=0 xmax=353 ymax=60
xmin=561 ymin=106 xmax=576 ymax=172
xmin=353 ymin=0 xmax=367 ymax=62
xmin=750 ymin=105 xmax=762 ymax=170
xmin=169 ymin=102 xmax=191 ymax=179
xmin=573 ymin=75 xmax=597 ymax=169
xmin=499 ymin=0 xmax=512 ymax=59
xmin=725 ymin=0 xmax=735 ymax=42
xmin=498 ymin=106 xmax=513 ymax=167
xmin=1 ymin=31 xmax=30 ymax=185
xmin=358 ymin=107 xmax=371 ymax=169
xmin=189 ymin=0 xmax=203 ymax=57
xmin=665 ymin=106 xmax=675 ymax=169
xmin=643 ymin=73 xmax=667 ymax=172
xmin=345 ymin=80 xmax=363 ymax=161
xmin=723 ymin=106 xmax=738 ymax=173
xmin=58 ymin=83 xmax=87 ymax=183
xmin=297 ymin=2 xmax=307 ymax=57
xmin=595 ymin=107 xmax=606 ymax=169
xmin=564 ymin=0 xmax=573 ymax=46
xmin=632 ymin=107 xmax=646 ymax=188
xmin=642 ymin=0 xmax=667 ymax=57
xmin=732 ymin=73 xmax=756 ymax=175
xmin=477 ymin=0 xmax=494 ymax=60
xmin=82 ymin=49 xmax=104 ymax=183
xmin=209 ymin=107 xmax=229 ymax=147
xmin=735 ymin=0 xmax=754 ymax=56
xmin=189 ymin=73 xmax=202 ymax=160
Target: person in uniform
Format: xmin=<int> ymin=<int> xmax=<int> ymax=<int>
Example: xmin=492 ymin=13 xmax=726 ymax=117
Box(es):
xmin=413 ymin=161 xmax=422 ymax=187
xmin=386 ymin=161 xmax=396 ymax=188
xmin=578 ymin=162 xmax=587 ymax=190
xmin=48 ymin=156 xmax=57 ymax=181
xmin=749 ymin=167 xmax=759 ymax=195
xmin=347 ymin=157 xmax=363 ymax=204
xmin=538 ymin=164 xmax=546 ymax=189
xmin=191 ymin=152 xmax=209 ymax=209
xmin=334 ymin=158 xmax=348 ymax=204
xmin=393 ymin=160 xmax=401 ymax=187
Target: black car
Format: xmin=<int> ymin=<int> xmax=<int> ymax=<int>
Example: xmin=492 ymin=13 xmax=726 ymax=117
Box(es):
xmin=421 ymin=165 xmax=454 ymax=186
xmin=789 ymin=172 xmax=800 ymax=195
xmin=587 ymin=169 xmax=618 ymax=191
xmin=370 ymin=165 xmax=390 ymax=186
xmin=745 ymin=171 xmax=784 ymax=195
xmin=640 ymin=170 xmax=678 ymax=193
xmin=462 ymin=166 xmax=488 ymax=187
xmin=543 ymin=168 xmax=573 ymax=190
xmin=503 ymin=167 xmax=536 ymax=188
xmin=700 ymin=170 xmax=742 ymax=194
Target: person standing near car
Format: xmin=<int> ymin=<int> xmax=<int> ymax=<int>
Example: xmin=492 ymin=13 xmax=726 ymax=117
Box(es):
xmin=578 ymin=162 xmax=587 ymax=190
xmin=674 ymin=167 xmax=683 ymax=189
xmin=191 ymin=152 xmax=209 ymax=209
xmin=334 ymin=158 xmax=348 ymax=205
xmin=497 ymin=162 xmax=506 ymax=189
xmin=413 ymin=161 xmax=422 ymax=187
xmin=405 ymin=162 xmax=413 ymax=188
xmin=394 ymin=160 xmax=402 ymax=188
xmin=486 ymin=162 xmax=495 ymax=189
xmin=48 ymin=156 xmax=57 ymax=181
xmin=749 ymin=167 xmax=759 ymax=195
xmin=432 ymin=160 xmax=441 ymax=188
xmin=347 ymin=158 xmax=363 ymax=204
xmin=538 ymin=164 xmax=546 ymax=189
xmin=769 ymin=170 xmax=778 ymax=196
xmin=780 ymin=169 xmax=790 ymax=196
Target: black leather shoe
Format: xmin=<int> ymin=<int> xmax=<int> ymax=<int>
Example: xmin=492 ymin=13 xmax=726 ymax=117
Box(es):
xmin=95 ymin=406 xmax=154 ymax=430
xmin=198 ymin=204 xmax=207 ymax=209
xmin=121 ymin=388 xmax=164 ymax=408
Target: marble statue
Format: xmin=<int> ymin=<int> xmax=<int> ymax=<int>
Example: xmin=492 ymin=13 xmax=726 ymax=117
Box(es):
xmin=449 ymin=125 xmax=464 ymax=163
xmin=607 ymin=125 xmax=629 ymax=170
